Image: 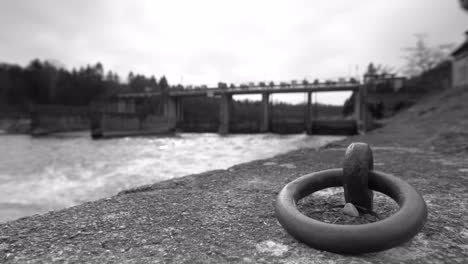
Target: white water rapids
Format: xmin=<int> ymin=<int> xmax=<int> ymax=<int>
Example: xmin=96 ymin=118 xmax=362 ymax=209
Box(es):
xmin=0 ymin=132 xmax=343 ymax=222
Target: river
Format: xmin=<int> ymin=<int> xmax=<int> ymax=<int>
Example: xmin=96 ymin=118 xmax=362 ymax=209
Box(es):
xmin=0 ymin=132 xmax=343 ymax=222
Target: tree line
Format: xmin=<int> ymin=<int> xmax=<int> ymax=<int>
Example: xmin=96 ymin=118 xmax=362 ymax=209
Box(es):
xmin=0 ymin=31 xmax=455 ymax=118
xmin=0 ymin=59 xmax=170 ymax=112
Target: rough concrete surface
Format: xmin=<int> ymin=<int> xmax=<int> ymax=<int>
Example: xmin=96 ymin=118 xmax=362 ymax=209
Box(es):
xmin=1 ymin=88 xmax=468 ymax=263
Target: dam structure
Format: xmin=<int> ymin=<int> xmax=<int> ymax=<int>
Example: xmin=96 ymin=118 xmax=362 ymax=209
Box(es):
xmin=90 ymin=81 xmax=368 ymax=138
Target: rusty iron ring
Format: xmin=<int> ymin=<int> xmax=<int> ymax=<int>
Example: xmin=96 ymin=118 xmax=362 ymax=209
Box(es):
xmin=275 ymin=168 xmax=427 ymax=254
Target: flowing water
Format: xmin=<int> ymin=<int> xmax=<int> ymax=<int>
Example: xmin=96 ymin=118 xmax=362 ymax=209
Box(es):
xmin=0 ymin=132 xmax=343 ymax=222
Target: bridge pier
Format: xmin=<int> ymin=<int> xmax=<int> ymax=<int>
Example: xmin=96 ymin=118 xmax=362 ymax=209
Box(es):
xmin=219 ymin=94 xmax=232 ymax=134
xmin=355 ymin=85 xmax=367 ymax=134
xmin=305 ymin=92 xmax=312 ymax=134
xmin=260 ymin=93 xmax=270 ymax=132
xmin=176 ymin=97 xmax=183 ymax=125
xmin=164 ymin=96 xmax=181 ymax=129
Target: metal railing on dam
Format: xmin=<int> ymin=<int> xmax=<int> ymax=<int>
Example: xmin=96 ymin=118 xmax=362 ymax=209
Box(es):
xmin=116 ymin=82 xmax=360 ymax=98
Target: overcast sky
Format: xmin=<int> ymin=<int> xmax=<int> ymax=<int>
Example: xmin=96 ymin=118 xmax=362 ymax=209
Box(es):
xmin=0 ymin=0 xmax=467 ymax=104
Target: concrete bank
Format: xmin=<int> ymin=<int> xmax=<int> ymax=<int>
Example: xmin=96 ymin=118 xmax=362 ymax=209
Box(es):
xmin=1 ymin=89 xmax=468 ymax=263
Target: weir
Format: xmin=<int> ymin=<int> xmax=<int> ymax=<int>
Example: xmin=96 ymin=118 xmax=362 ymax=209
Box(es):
xmin=66 ymin=82 xmax=369 ymax=138
xmin=28 ymin=83 xmax=368 ymax=137
xmin=91 ymin=81 xmax=369 ymax=138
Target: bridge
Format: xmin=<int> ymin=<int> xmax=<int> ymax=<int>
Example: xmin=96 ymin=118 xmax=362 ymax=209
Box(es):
xmin=93 ymin=82 xmax=368 ymax=137
xmin=117 ymin=83 xmax=359 ymax=97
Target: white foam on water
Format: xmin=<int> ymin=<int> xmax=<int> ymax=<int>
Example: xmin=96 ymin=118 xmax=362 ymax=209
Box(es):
xmin=0 ymin=133 xmax=343 ymax=222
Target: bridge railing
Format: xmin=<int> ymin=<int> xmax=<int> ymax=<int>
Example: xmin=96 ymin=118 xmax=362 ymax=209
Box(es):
xmin=116 ymin=82 xmax=361 ymax=98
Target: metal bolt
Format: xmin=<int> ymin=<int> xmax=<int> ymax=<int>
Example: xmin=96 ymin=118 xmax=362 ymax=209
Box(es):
xmin=342 ymin=142 xmax=374 ymax=212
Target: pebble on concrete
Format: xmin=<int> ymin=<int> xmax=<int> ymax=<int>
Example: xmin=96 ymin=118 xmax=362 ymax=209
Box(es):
xmin=343 ymin=203 xmax=360 ymax=217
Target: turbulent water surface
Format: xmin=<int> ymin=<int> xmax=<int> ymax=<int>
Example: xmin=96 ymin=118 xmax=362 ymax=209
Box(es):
xmin=0 ymin=132 xmax=343 ymax=222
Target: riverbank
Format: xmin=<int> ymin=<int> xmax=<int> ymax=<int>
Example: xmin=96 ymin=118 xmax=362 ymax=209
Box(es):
xmin=1 ymin=87 xmax=468 ymax=263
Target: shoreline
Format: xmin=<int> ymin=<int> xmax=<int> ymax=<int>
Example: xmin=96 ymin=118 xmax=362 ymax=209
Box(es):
xmin=1 ymin=87 xmax=468 ymax=263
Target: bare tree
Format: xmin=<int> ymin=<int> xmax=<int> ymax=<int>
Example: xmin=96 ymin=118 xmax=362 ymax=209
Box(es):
xmin=365 ymin=63 xmax=396 ymax=77
xmin=403 ymin=34 xmax=455 ymax=77
xmin=374 ymin=64 xmax=396 ymax=76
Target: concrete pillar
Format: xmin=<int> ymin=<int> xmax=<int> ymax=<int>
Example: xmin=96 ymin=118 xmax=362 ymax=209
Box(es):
xmin=354 ymin=88 xmax=361 ymax=130
xmin=362 ymin=84 xmax=368 ymax=133
xmin=218 ymin=93 xmax=232 ymax=134
xmin=175 ymin=97 xmax=184 ymax=128
xmin=165 ymin=96 xmax=178 ymax=129
xmin=305 ymin=92 xmax=312 ymax=134
xmin=355 ymin=85 xmax=367 ymax=134
xmin=260 ymin=93 xmax=270 ymax=132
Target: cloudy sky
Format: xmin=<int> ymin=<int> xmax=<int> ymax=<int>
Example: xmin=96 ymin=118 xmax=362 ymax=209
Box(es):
xmin=0 ymin=0 xmax=467 ymax=103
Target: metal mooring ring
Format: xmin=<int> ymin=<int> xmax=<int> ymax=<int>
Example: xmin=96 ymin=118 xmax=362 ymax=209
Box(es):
xmin=275 ymin=169 xmax=428 ymax=254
